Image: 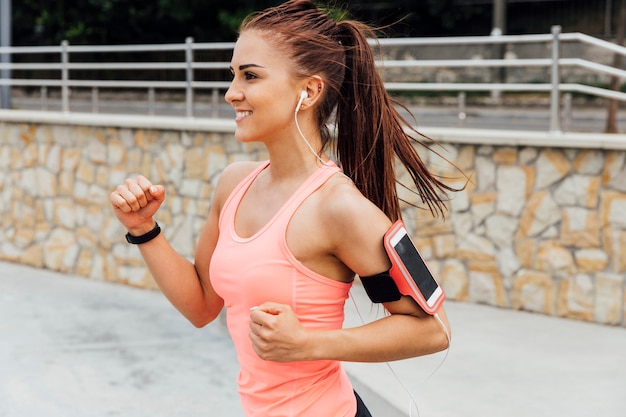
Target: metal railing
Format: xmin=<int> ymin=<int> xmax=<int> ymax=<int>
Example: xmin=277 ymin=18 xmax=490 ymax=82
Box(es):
xmin=1 ymin=25 xmax=625 ymax=132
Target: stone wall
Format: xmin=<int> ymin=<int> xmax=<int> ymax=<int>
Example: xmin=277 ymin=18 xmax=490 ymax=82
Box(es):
xmin=1 ymin=112 xmax=625 ymax=326
xmin=399 ymin=141 xmax=626 ymax=326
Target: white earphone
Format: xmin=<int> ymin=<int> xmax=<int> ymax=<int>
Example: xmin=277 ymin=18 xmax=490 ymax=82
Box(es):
xmin=295 ymin=90 xmax=307 ymax=113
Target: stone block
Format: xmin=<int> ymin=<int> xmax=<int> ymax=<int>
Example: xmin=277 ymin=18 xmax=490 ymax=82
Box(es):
xmin=557 ymin=274 xmax=594 ymax=322
xmin=493 ymin=147 xmax=517 ymax=164
xmin=54 ymin=199 xmax=76 ymax=229
xmin=475 ymin=155 xmax=496 ymax=191
xmin=86 ymin=136 xmax=107 ymax=165
xmin=76 ymin=159 xmax=95 ymax=183
xmin=414 ymin=214 xmax=453 ymax=237
xmin=457 ymin=234 xmax=496 ymax=262
xmin=107 ymin=139 xmax=126 ymax=166
xmin=467 ymin=261 xmax=507 ymax=307
xmin=43 ymin=228 xmax=79 ymax=273
xmin=185 ymin=147 xmax=206 ymax=180
xmin=497 ymin=247 xmax=522 ymax=279
xmin=75 ymin=249 xmax=94 ymax=277
xmin=512 ymin=269 xmax=556 ymax=314
xmin=440 ymin=259 xmax=468 ymax=301
xmin=553 ymin=175 xmax=600 ymax=209
xmin=602 ymin=150 xmax=625 ymax=186
xmin=470 ymin=192 xmax=496 ymax=226
xmin=496 ymin=166 xmax=533 ymax=216
xmin=26 ymin=167 xmax=57 ymax=198
xmin=602 ymin=228 xmax=626 ymax=273
xmin=456 ymin=145 xmax=475 ymax=171
xmin=536 ymin=240 xmax=575 ymax=278
xmin=594 ymin=273 xmax=624 ymax=325
xmin=573 ymin=149 xmax=604 ymax=175
xmin=432 ymin=234 xmax=456 ymax=259
xmin=20 ymin=245 xmax=43 ymax=268
xmin=535 ymin=149 xmax=571 ymax=189
xmin=62 ymin=148 xmax=82 ymax=172
xmin=516 ymin=190 xmax=561 ymax=239
xmin=601 ymin=191 xmax=626 ymax=229
xmin=560 ymin=207 xmax=600 ymax=248
xmin=574 ymin=248 xmax=609 ymax=273
xmin=485 ymin=214 xmax=518 ymax=249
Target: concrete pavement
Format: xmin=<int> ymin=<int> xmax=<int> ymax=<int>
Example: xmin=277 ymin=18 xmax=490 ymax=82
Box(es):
xmin=1 ymin=261 xmax=625 ymax=417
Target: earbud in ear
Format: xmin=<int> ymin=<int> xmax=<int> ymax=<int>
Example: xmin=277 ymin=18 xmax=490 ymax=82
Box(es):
xmin=295 ymin=90 xmax=307 ymax=113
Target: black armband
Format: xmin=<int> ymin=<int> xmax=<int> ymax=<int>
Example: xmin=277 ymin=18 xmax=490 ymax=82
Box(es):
xmin=359 ymin=270 xmax=402 ymax=303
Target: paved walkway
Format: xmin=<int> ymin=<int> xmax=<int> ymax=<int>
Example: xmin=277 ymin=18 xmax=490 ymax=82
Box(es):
xmin=1 ymin=261 xmax=625 ymax=417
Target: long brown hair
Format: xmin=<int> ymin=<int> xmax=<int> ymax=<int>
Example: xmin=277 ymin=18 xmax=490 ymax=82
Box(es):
xmin=241 ymin=0 xmax=458 ymax=221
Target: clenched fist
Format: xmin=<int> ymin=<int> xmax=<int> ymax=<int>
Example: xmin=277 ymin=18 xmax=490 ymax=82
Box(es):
xmin=109 ymin=175 xmax=165 ymax=235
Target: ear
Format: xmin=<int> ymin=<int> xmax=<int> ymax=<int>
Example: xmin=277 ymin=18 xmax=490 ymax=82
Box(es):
xmin=299 ymin=76 xmax=324 ymax=110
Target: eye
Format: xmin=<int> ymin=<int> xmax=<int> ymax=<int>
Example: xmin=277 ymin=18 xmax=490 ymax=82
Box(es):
xmin=244 ymin=71 xmax=257 ymax=80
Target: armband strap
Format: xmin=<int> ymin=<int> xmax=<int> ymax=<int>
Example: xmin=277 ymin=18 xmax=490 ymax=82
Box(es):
xmin=359 ymin=270 xmax=402 ymax=303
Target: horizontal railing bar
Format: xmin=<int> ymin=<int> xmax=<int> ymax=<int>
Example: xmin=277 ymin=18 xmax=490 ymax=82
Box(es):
xmin=0 ymin=45 xmax=61 ymax=54
xmin=561 ymin=32 xmax=626 ymax=56
xmin=193 ymin=81 xmax=232 ymax=89
xmin=384 ymin=82 xmax=553 ymax=92
xmin=561 ymin=83 xmax=626 ymax=101
xmin=560 ymin=58 xmax=626 ymax=79
xmin=0 ymin=62 xmax=231 ymax=71
xmin=66 ymin=80 xmax=187 ymax=88
xmin=0 ymin=63 xmax=62 ymax=70
xmin=380 ymin=58 xmax=551 ymax=68
xmin=375 ymin=33 xmax=553 ymax=47
xmin=0 ymin=79 xmax=63 ymax=86
xmin=66 ymin=43 xmax=189 ymax=53
xmin=67 ymin=62 xmax=188 ymax=70
xmin=193 ymin=62 xmax=231 ymax=70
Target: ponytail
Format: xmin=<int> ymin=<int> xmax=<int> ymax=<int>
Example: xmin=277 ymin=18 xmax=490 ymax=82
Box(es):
xmin=335 ymin=20 xmax=457 ymax=221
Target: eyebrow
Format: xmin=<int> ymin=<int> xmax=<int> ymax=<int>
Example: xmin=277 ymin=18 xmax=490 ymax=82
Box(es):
xmin=229 ymin=63 xmax=266 ymax=71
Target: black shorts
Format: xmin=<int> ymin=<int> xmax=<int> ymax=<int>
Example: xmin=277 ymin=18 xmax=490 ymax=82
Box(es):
xmin=354 ymin=391 xmax=372 ymax=417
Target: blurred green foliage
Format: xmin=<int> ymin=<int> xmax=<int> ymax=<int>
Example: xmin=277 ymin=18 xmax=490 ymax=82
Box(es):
xmin=12 ymin=0 xmax=490 ymax=46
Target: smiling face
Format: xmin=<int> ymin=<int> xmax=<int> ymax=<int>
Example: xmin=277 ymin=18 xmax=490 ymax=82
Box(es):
xmin=225 ymin=30 xmax=302 ymax=144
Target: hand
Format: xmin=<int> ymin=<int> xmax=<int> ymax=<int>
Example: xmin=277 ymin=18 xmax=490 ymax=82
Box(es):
xmin=109 ymin=175 xmax=165 ymax=234
xmin=249 ymin=302 xmax=313 ymax=363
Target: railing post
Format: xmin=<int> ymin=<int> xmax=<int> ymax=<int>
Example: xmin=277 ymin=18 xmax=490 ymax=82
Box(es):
xmin=61 ymin=40 xmax=69 ymax=113
xmin=549 ymin=25 xmax=561 ymax=133
xmin=0 ymin=0 xmax=12 ymax=109
xmin=91 ymin=87 xmax=99 ymax=113
xmin=457 ymin=92 xmax=466 ymax=127
xmin=562 ymin=93 xmax=572 ymax=132
xmin=185 ymin=37 xmax=194 ymax=118
xmin=148 ymin=87 xmax=155 ymax=115
xmin=41 ymin=86 xmax=48 ymax=111
xmin=212 ymin=88 xmax=219 ymax=118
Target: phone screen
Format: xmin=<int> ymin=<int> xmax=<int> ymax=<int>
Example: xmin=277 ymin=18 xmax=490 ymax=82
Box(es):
xmin=394 ymin=234 xmax=439 ymax=300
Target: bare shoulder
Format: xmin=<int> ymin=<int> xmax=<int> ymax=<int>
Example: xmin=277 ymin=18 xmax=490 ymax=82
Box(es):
xmin=213 ymin=161 xmax=265 ymax=207
xmin=320 ymin=173 xmax=390 ymax=228
xmin=317 ymin=174 xmax=393 ymax=275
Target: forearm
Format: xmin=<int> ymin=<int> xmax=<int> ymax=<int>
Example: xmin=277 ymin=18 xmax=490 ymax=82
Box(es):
xmin=311 ymin=312 xmax=450 ymax=363
xmin=136 ymin=234 xmax=223 ymax=327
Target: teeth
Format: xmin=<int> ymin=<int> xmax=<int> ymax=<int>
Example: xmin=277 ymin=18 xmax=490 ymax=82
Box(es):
xmin=236 ymin=111 xmax=252 ymax=118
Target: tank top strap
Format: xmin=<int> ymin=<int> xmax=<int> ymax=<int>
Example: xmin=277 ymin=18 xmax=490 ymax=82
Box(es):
xmin=276 ymin=161 xmax=341 ymax=229
xmin=218 ymin=161 xmax=270 ymax=228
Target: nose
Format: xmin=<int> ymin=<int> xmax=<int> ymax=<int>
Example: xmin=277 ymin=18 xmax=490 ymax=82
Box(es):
xmin=224 ymin=82 xmax=243 ymax=105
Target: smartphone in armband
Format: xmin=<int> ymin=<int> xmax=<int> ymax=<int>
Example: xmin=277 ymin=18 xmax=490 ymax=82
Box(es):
xmin=383 ymin=220 xmax=445 ymax=315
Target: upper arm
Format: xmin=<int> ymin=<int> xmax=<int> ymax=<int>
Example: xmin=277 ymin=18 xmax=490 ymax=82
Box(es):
xmin=323 ymin=179 xmax=431 ymax=318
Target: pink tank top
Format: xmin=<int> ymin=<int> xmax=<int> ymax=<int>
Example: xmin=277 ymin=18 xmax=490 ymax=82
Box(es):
xmin=210 ymin=161 xmax=356 ymax=417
